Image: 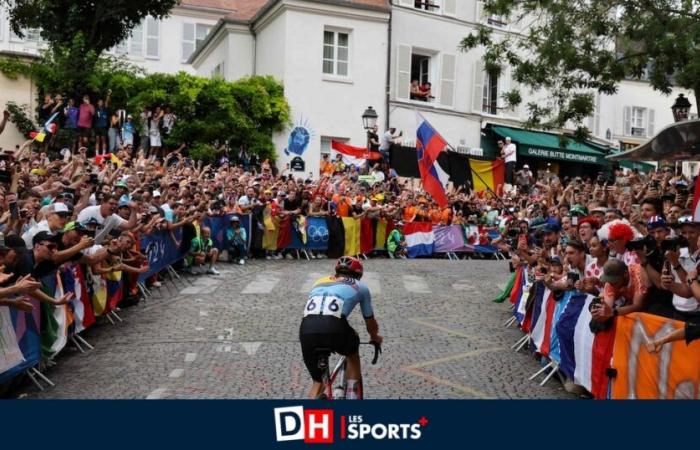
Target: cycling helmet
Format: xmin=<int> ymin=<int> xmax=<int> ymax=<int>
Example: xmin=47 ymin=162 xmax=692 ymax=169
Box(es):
xmin=335 ymin=256 xmax=364 ymax=279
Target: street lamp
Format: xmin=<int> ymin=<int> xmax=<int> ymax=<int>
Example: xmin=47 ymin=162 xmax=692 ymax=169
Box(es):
xmin=362 ymin=106 xmax=378 ymax=131
xmin=672 ymin=94 xmax=692 ymax=123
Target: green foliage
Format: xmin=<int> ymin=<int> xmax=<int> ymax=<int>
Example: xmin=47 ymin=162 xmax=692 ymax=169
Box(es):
xmin=460 ymin=0 xmax=700 ymax=137
xmin=189 ymin=143 xmax=217 ymax=164
xmin=5 ymin=101 xmax=36 ymax=137
xmin=0 ymin=55 xmax=291 ymax=160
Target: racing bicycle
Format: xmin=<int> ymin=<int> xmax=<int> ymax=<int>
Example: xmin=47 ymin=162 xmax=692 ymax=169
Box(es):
xmin=315 ymin=341 xmax=381 ymax=400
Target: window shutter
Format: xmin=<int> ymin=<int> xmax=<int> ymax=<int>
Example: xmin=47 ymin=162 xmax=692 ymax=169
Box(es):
xmin=396 ymin=44 xmax=412 ymax=101
xmin=146 ymin=17 xmax=160 ymax=59
xmin=182 ymin=23 xmax=195 ymax=61
xmin=509 ymin=69 xmax=521 ymax=118
xmin=475 ymin=1 xmax=485 ymax=22
xmin=472 ymin=61 xmax=485 ymax=112
xmin=593 ymin=96 xmax=601 ymax=137
xmin=439 ymin=53 xmax=456 ymax=108
xmin=443 ymin=0 xmax=457 ymax=16
xmin=623 ymin=106 xmax=631 ymax=136
xmin=498 ymin=67 xmax=508 ymax=110
xmin=647 ymin=108 xmax=655 ymax=137
xmin=130 ymin=23 xmax=144 ymax=56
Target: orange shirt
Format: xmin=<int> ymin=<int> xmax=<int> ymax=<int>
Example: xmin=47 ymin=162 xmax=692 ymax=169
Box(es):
xmin=429 ymin=209 xmax=442 ymax=225
xmin=336 ymin=198 xmax=350 ymax=217
xmin=403 ymin=205 xmax=416 ymax=222
xmin=441 ymin=208 xmax=452 ymax=225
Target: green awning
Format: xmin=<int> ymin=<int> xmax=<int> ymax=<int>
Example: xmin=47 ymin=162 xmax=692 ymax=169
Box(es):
xmin=617 ymin=159 xmax=655 ymax=172
xmin=491 ymin=125 xmax=608 ymax=165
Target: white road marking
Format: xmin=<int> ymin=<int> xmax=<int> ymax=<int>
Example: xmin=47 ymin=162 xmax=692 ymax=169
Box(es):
xmin=195 ymin=327 xmax=204 ymax=331
xmin=146 ymin=388 xmax=168 ymax=399
xmin=242 ymin=273 xmax=281 ymax=294
xmin=241 ymin=342 xmax=262 ymax=356
xmin=363 ymin=272 xmax=382 ymax=294
xmin=169 ymin=369 xmax=184 ymax=378
xmin=199 ymin=310 xmax=209 ymax=317
xmin=452 ymin=282 xmax=474 ymax=291
xmin=402 ymin=275 xmax=430 ymax=293
xmin=185 ymin=353 xmax=197 ymax=363
xmin=299 ymin=273 xmax=325 ymax=293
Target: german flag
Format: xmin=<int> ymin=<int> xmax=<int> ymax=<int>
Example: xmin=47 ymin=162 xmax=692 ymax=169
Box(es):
xmin=468 ymin=158 xmax=505 ymax=195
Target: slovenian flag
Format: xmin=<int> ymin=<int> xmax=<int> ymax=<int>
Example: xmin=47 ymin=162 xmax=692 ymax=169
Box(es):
xmin=555 ymin=293 xmax=616 ymax=399
xmin=693 ymin=167 xmax=700 ymax=222
xmin=530 ymin=286 xmax=557 ymax=357
xmin=416 ymin=113 xmax=449 ymax=207
xmin=404 ymin=222 xmax=434 ymax=258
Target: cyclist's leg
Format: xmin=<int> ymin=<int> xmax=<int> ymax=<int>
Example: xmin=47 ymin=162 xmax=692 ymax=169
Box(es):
xmin=344 ymin=352 xmax=363 ymax=400
xmin=300 ymin=329 xmax=327 ymax=399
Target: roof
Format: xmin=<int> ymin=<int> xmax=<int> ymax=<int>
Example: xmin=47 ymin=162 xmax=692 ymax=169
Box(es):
xmin=180 ymin=0 xmax=240 ymax=13
xmin=223 ymin=0 xmax=389 ymax=21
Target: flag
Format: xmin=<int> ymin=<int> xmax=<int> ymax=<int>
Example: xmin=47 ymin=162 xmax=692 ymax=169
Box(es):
xmin=404 ymin=222 xmax=434 ymax=258
xmin=360 ymin=218 xmax=375 ymax=254
xmin=693 ymin=167 xmax=700 ymax=221
xmin=331 ymin=140 xmax=381 ymax=160
xmin=493 ymin=271 xmax=516 ymax=303
xmin=62 ymin=264 xmax=95 ymax=333
xmin=110 ymin=153 xmax=124 ymax=167
xmin=341 ymin=217 xmax=361 ymax=256
xmin=0 ymin=306 xmax=23 ymax=374
xmin=555 ymin=293 xmax=616 ymax=399
xmin=40 ymin=273 xmax=72 ymax=358
xmin=530 ymin=286 xmax=556 ymax=357
xmin=468 ymin=158 xmax=505 ymax=194
xmin=277 ymin=215 xmax=293 ymax=249
xmin=416 ymin=113 xmax=449 ymax=207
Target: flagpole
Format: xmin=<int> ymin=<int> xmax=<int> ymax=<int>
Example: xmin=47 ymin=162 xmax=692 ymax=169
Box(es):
xmin=443 ymin=141 xmax=506 ymax=208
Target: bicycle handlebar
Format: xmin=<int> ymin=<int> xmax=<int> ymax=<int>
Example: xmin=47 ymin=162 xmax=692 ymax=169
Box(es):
xmin=362 ymin=341 xmax=382 ymax=365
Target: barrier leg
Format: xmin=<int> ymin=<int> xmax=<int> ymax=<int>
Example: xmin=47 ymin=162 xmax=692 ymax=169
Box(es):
xmin=503 ymin=316 xmax=517 ymax=327
xmin=26 ymin=370 xmax=44 ymax=391
xmin=514 ymin=334 xmax=531 ymax=352
xmin=539 ymin=363 xmax=560 ymax=386
xmin=529 ymin=360 xmax=555 ymax=381
xmin=302 ymin=249 xmax=310 ymax=261
xmin=30 ymin=367 xmax=55 ymax=387
xmin=75 ymin=334 xmax=94 ymax=350
xmin=110 ymin=310 xmax=123 ymax=323
xmin=106 ymin=313 xmax=116 ymax=325
xmin=71 ymin=336 xmax=85 ymax=354
xmin=510 ymin=333 xmax=529 ymax=350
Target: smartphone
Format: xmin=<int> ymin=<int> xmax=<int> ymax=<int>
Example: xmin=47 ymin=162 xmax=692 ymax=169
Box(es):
xmin=631 ymin=204 xmax=641 ymax=215
xmin=0 ymin=170 xmax=11 ymax=184
xmin=663 ymin=260 xmax=672 ymax=275
xmin=9 ymin=201 xmax=18 ymax=220
xmin=89 ymin=173 xmax=99 ymax=184
xmin=572 ymin=216 xmax=579 ymax=226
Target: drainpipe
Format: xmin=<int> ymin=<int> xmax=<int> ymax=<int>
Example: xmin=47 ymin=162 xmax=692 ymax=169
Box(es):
xmin=251 ymin=24 xmax=257 ymax=76
xmin=385 ymin=2 xmax=393 ymax=130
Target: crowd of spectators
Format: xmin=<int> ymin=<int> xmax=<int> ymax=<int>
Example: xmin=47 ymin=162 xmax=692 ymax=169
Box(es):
xmin=0 ymin=102 xmax=697 ymax=353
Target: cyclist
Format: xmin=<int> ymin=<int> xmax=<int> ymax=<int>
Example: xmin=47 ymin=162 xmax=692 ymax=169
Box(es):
xmin=299 ymin=256 xmax=383 ymax=399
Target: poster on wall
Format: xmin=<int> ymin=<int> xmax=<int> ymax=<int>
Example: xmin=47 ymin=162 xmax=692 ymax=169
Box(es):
xmin=284 ymin=117 xmax=314 ymax=157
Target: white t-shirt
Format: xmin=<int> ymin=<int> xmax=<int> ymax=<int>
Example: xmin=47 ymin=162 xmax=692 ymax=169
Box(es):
xmin=77 ymin=205 xmax=126 ymax=244
xmin=372 ymin=170 xmax=385 ymax=184
xmin=21 ymin=220 xmax=51 ymax=249
xmin=673 ymin=249 xmax=699 ymax=312
xmin=379 ymin=131 xmax=395 ymax=151
xmin=504 ymin=143 xmax=517 ymax=163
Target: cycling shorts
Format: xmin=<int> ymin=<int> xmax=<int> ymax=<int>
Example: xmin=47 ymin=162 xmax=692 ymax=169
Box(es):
xmin=299 ymin=316 xmax=359 ymax=382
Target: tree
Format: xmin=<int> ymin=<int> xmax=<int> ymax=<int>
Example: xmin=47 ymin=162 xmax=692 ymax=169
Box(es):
xmin=1 ymin=0 xmax=178 ymax=94
xmin=460 ymin=0 xmax=700 ymax=139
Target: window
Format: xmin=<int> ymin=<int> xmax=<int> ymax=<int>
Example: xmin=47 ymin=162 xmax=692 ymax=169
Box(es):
xmin=182 ymin=23 xmax=212 ymax=61
xmin=212 ymin=62 xmax=225 ymax=78
xmin=482 ymin=71 xmax=499 ymax=114
xmin=487 ymin=14 xmax=508 ymax=27
xmin=323 ymin=30 xmax=349 ymax=77
xmin=410 ymin=54 xmax=433 ymax=102
xmin=146 ymin=17 xmax=160 ymax=59
xmin=631 ymin=107 xmax=646 ymax=136
xmin=10 ymin=27 xmax=42 ymax=43
xmin=413 ymin=0 xmax=440 ymax=12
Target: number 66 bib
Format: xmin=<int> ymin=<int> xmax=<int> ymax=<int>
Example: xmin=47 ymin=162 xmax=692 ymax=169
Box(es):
xmin=304 ymin=295 xmax=345 ymax=318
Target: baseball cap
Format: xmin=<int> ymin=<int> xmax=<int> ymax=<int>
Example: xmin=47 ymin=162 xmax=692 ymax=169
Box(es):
xmin=600 ymin=259 xmax=629 ymax=284
xmin=0 ymin=235 xmax=27 ymax=254
xmin=675 ymin=215 xmax=700 ymax=227
xmin=230 ymin=216 xmax=240 ymax=222
xmin=51 ymin=202 xmax=70 ymax=215
xmin=118 ymin=200 xmax=130 ymax=209
xmin=32 ymin=231 xmax=61 ymax=247
xmin=569 ymin=205 xmax=588 ymax=217
xmin=63 ymin=221 xmax=87 ymax=233
xmin=647 ymin=215 xmax=668 ymax=230
xmin=523 ymin=164 xmax=529 ymax=169
xmin=152 ymin=190 xmax=162 ymax=197
xmin=115 ymin=181 xmax=128 ymax=189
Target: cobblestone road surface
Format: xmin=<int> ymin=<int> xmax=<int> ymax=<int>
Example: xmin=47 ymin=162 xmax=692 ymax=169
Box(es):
xmin=19 ymin=259 xmax=571 ymax=399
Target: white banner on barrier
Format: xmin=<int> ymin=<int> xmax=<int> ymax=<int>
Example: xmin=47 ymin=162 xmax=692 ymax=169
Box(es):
xmin=0 ymin=306 xmax=24 ymax=373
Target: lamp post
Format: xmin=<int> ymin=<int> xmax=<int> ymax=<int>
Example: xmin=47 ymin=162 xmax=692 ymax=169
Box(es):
xmin=672 ymin=94 xmax=692 ymax=123
xmin=362 ymin=106 xmax=379 ymax=156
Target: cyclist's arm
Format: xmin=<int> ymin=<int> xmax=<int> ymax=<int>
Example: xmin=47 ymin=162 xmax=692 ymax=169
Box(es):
xmin=359 ymin=285 xmax=381 ymax=342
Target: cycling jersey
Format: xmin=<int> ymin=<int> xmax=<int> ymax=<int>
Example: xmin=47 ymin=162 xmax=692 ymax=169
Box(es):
xmin=304 ymin=276 xmax=374 ymax=320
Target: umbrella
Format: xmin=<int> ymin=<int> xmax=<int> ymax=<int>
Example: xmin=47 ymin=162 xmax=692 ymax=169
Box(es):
xmin=607 ymin=118 xmax=700 ymax=162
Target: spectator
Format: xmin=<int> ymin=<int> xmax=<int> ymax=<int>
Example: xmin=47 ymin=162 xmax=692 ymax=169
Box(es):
xmin=188 ymin=226 xmax=220 ymax=275
xmin=94 ymin=91 xmax=111 ymax=155
xmin=502 ymin=137 xmax=517 ymax=187
xmin=592 ymin=258 xmax=647 ymax=322
xmin=387 ymin=221 xmax=407 ymax=258
xmin=227 ymin=216 xmax=248 ymax=265
xmin=379 ymin=128 xmax=402 ymax=164
xmin=21 ymin=202 xmax=71 ymax=248
xmin=76 ymin=194 xmax=138 ymax=244
xmin=410 ymin=80 xmax=428 ymax=101
xmin=63 ymin=99 xmax=79 ymax=151
xmin=77 ymin=94 xmax=95 ymax=150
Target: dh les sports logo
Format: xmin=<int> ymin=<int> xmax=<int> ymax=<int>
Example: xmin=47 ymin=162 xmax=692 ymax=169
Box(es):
xmin=273 ymin=406 xmax=425 ymax=444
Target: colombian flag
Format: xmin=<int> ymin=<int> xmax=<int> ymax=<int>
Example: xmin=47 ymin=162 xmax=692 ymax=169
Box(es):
xmin=468 ymin=158 xmax=505 ymax=194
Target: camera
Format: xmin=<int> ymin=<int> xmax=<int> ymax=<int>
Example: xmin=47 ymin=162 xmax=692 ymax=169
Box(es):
xmin=626 ymin=235 xmax=655 ymax=252
xmin=588 ymin=296 xmax=603 ymax=313
xmin=661 ymin=235 xmax=689 ymax=253
xmin=567 ymin=271 xmax=580 ymax=284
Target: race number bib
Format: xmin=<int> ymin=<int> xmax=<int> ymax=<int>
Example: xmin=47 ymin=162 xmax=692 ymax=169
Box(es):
xmin=304 ymin=295 xmax=344 ymax=319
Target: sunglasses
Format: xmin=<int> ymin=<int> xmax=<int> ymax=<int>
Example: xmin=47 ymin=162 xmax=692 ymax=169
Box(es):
xmin=40 ymin=242 xmax=58 ymax=251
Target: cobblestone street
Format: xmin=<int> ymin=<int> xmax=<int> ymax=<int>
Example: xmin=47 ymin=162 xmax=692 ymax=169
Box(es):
xmin=20 ymin=259 xmax=571 ymax=399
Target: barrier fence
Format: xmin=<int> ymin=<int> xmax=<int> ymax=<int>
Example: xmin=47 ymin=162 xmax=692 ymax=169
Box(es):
xmin=0 ymin=214 xmax=501 ymax=389
xmin=496 ymin=266 xmax=700 ymax=399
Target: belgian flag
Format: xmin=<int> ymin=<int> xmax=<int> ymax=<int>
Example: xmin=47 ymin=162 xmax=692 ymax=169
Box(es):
xmin=468 ymin=158 xmax=505 ymax=195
